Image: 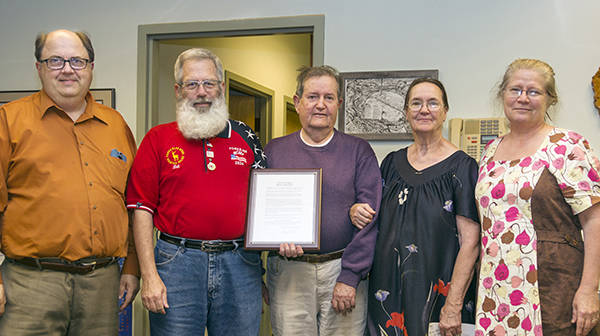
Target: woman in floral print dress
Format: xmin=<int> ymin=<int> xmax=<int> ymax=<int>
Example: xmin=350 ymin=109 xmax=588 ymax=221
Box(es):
xmin=475 ymin=59 xmax=600 ymax=336
xmin=367 ymin=78 xmax=480 ymax=336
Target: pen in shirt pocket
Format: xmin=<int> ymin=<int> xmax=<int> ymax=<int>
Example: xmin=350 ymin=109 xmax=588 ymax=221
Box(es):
xmin=110 ymin=149 xmax=127 ymax=162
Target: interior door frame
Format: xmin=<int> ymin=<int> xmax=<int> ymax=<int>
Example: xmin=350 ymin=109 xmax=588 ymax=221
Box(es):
xmin=225 ymin=70 xmax=275 ymax=145
xmin=136 ymin=15 xmax=325 ymax=141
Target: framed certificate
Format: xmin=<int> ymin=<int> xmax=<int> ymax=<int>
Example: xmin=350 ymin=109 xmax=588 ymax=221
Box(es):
xmin=245 ymin=168 xmax=322 ymax=250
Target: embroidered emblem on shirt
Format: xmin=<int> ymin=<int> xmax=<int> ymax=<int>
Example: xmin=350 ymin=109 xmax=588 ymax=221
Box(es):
xmin=166 ymin=147 xmax=185 ymax=169
xmin=228 ymin=146 xmax=248 ymax=166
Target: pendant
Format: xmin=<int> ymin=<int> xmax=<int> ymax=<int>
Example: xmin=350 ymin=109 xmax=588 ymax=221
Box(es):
xmin=207 ymin=162 xmax=216 ymax=171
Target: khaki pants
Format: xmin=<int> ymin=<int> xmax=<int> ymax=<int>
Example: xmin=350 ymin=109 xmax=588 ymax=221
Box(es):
xmin=267 ymin=256 xmax=368 ymax=336
xmin=0 ymin=261 xmax=120 ymax=336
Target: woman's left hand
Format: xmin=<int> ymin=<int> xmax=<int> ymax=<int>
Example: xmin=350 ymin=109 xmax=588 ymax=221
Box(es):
xmin=439 ymin=302 xmax=462 ymax=336
xmin=571 ymin=287 xmax=600 ymax=336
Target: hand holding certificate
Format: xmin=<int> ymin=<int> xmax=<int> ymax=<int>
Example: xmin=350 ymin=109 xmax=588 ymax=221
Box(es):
xmin=245 ymin=169 xmax=322 ymax=250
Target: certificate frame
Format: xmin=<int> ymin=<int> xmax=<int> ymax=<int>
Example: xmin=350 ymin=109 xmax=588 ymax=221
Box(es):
xmin=244 ymin=168 xmax=322 ymax=250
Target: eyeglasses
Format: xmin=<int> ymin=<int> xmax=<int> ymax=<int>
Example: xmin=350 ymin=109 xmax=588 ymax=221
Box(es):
xmin=407 ymin=100 xmax=442 ymax=112
xmin=178 ymin=80 xmax=221 ymax=92
xmin=39 ymin=56 xmax=91 ymax=70
xmin=505 ymin=87 xmax=545 ymax=99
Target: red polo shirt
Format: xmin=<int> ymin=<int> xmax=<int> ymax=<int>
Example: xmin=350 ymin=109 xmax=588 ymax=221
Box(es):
xmin=126 ymin=120 xmax=266 ymax=240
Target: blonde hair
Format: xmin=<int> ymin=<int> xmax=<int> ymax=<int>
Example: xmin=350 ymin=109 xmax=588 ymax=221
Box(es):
xmin=496 ymin=58 xmax=558 ymax=106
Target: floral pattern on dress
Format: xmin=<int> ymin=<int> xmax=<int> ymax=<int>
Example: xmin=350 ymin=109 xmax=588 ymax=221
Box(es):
xmin=475 ymin=128 xmax=600 ymax=335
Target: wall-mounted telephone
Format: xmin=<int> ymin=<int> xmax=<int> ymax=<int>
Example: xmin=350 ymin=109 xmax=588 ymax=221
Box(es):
xmin=449 ymin=118 xmax=508 ymax=161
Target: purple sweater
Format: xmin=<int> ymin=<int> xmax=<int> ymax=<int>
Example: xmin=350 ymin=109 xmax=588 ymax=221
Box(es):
xmin=265 ymin=130 xmax=382 ymax=287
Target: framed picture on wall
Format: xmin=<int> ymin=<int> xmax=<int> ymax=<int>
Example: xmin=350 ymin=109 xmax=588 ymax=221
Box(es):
xmin=339 ymin=69 xmax=438 ymax=140
xmin=0 ymin=88 xmax=116 ymax=108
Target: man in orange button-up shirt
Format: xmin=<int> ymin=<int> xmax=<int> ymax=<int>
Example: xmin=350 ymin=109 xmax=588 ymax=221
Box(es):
xmin=0 ymin=29 xmax=139 ymax=335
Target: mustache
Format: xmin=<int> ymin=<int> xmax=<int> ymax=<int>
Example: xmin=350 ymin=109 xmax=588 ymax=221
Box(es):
xmin=190 ymin=98 xmax=212 ymax=104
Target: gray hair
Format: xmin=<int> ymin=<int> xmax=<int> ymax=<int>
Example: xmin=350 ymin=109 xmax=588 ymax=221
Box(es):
xmin=295 ymin=65 xmax=342 ymax=99
xmin=174 ymin=48 xmax=224 ymax=84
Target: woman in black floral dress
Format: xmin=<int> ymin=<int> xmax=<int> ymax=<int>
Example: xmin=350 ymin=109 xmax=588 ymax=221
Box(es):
xmin=366 ymin=78 xmax=480 ymax=336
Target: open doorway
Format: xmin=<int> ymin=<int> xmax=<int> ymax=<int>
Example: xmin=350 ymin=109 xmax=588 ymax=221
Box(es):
xmin=136 ymin=15 xmax=324 ymax=141
xmin=226 ymin=70 xmax=274 ymax=146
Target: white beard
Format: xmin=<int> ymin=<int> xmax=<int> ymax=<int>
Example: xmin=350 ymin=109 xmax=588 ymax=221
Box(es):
xmin=176 ymin=94 xmax=229 ymax=140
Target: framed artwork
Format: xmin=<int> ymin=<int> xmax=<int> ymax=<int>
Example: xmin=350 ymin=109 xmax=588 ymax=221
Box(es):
xmin=339 ymin=69 xmax=438 ymax=140
xmin=0 ymin=88 xmax=116 ymax=108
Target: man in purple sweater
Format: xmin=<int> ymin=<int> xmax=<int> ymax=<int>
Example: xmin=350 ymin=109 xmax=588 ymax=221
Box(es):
xmin=265 ymin=65 xmax=382 ymax=335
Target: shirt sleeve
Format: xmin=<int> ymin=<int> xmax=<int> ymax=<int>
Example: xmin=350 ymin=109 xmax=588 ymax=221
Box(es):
xmin=230 ymin=120 xmax=267 ymax=169
xmin=552 ymin=131 xmax=600 ymax=215
xmin=126 ymin=128 xmax=161 ymax=214
xmin=122 ymin=126 xmax=140 ymax=276
xmin=0 ymin=107 xmax=9 ymax=283
xmin=453 ymin=152 xmax=480 ymax=223
xmin=337 ymin=140 xmax=383 ymax=288
xmin=0 ymin=106 xmax=9 ymax=215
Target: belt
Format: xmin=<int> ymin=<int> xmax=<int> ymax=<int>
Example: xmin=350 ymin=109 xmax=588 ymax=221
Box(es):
xmin=11 ymin=256 xmax=118 ymax=275
xmin=159 ymin=233 xmax=241 ymax=252
xmin=268 ymin=250 xmax=344 ymax=263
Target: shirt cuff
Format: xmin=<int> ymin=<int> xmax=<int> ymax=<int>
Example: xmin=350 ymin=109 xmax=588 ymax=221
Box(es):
xmin=336 ymin=269 xmax=361 ymax=288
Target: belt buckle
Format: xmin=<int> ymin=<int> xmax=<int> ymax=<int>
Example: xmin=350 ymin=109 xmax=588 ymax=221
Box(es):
xmin=200 ymin=241 xmax=219 ymax=252
xmin=77 ymin=260 xmax=97 ymax=272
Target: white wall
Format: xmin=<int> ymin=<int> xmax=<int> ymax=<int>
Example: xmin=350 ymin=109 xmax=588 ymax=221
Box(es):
xmin=1 ymin=0 xmax=599 ymax=161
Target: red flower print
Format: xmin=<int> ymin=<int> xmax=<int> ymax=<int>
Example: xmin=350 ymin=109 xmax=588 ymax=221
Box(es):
xmin=497 ymin=303 xmax=510 ymax=319
xmin=554 ymin=145 xmax=567 ymax=155
xmin=487 ymin=161 xmax=495 ymax=171
xmin=578 ymin=181 xmax=591 ymax=191
xmin=532 ymin=159 xmax=549 ymax=170
xmin=482 ymin=277 xmax=493 ymax=289
xmin=552 ymin=157 xmax=564 ymax=169
xmin=521 ymin=316 xmax=532 ymax=331
xmin=479 ymin=317 xmax=491 ymax=330
xmin=487 ymin=242 xmax=499 ymax=257
xmin=569 ymin=146 xmax=585 ymax=161
xmin=515 ymin=230 xmax=530 ymax=245
xmin=480 ymin=196 xmax=490 ymax=208
xmin=491 ymin=180 xmax=505 ymax=199
xmin=492 ymin=221 xmax=505 ymax=236
xmin=386 ymin=312 xmax=408 ymax=336
xmin=589 ymin=168 xmax=600 ymax=182
xmin=519 ymin=156 xmax=532 ymax=167
xmin=494 ymin=260 xmax=509 ymax=281
xmin=509 ymin=290 xmax=527 ymax=306
xmin=493 ymin=325 xmax=507 ymax=336
xmin=511 ymin=276 xmax=523 ymax=288
xmin=568 ymin=131 xmax=582 ymax=143
xmin=433 ymin=279 xmax=450 ymax=296
xmin=505 ymin=207 xmax=520 ymax=222
xmin=490 ymin=166 xmax=506 ymax=177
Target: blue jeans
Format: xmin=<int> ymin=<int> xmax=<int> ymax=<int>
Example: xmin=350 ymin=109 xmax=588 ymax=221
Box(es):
xmin=149 ymin=238 xmax=262 ymax=336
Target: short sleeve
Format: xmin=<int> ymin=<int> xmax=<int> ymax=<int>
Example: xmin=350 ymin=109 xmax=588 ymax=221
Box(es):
xmin=551 ymin=131 xmax=600 ymax=215
xmin=126 ymin=128 xmax=161 ymax=214
xmin=453 ymin=152 xmax=480 ymax=223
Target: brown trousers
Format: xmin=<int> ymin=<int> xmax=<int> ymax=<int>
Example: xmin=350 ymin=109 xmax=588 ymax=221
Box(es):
xmin=0 ymin=261 xmax=120 ymax=336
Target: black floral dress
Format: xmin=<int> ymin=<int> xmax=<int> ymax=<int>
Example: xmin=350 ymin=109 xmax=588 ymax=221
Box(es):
xmin=367 ymin=148 xmax=479 ymax=336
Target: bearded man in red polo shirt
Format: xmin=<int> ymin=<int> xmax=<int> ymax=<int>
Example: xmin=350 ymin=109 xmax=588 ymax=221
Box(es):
xmin=126 ymin=48 xmax=266 ymax=336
